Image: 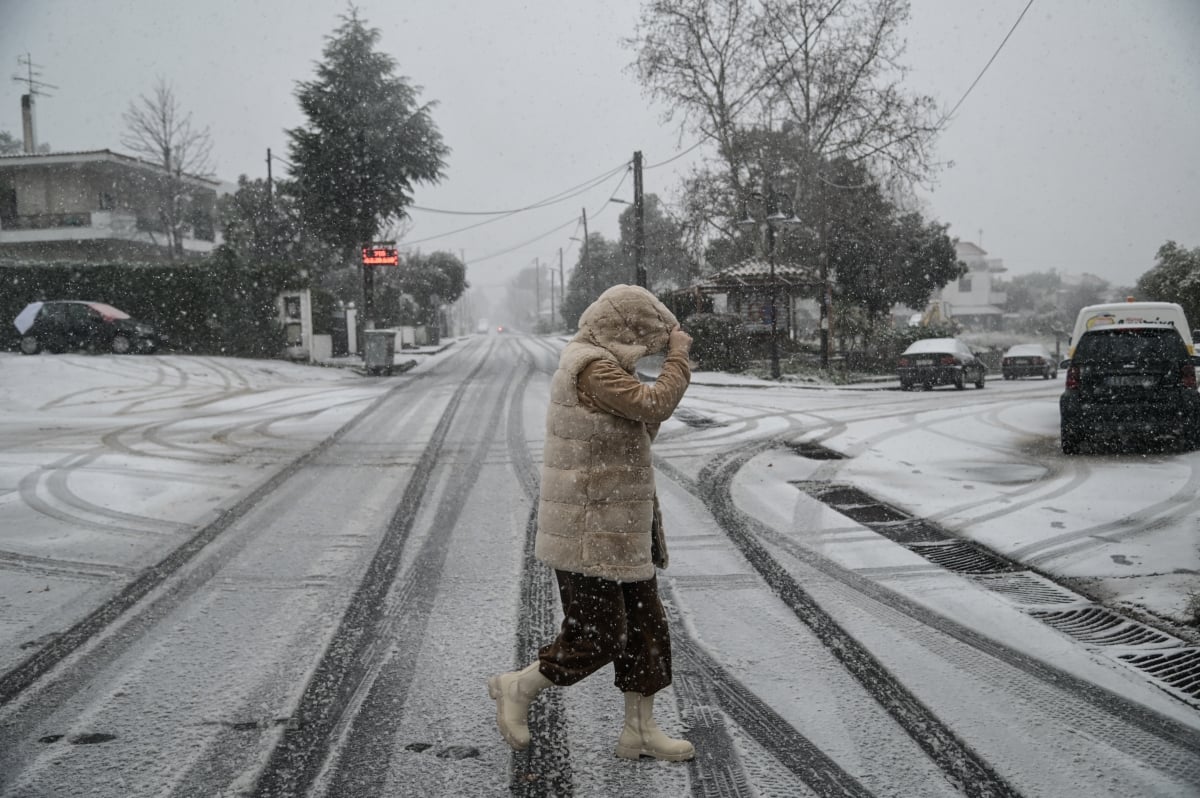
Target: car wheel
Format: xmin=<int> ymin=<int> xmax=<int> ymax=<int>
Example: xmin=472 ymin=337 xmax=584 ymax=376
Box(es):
xmin=953 ymin=372 xmax=965 ymax=390
xmin=111 ymin=334 xmax=132 ymax=354
xmin=975 ymin=371 xmax=985 ymax=389
xmin=899 ymin=380 xmax=912 ymax=391
xmin=1043 ymin=369 xmax=1050 ymax=380
xmin=1061 ymin=428 xmax=1081 ymax=455
xmin=19 ymin=335 xmax=41 ymax=355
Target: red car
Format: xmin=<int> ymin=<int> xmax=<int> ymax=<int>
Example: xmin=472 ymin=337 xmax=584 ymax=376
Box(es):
xmin=14 ymin=300 xmax=166 ymax=355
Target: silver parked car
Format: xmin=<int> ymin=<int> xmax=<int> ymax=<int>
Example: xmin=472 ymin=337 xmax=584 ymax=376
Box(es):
xmin=1002 ymin=343 xmax=1057 ymax=380
xmin=898 ymin=337 xmax=987 ymax=390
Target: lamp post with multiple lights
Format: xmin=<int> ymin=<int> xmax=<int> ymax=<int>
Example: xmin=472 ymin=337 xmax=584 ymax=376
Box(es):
xmin=737 ymin=191 xmax=801 ymax=380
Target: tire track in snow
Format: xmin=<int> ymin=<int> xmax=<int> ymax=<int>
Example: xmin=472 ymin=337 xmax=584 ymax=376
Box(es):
xmin=312 ymin=352 xmax=527 ymax=796
xmin=250 ymin=347 xmax=495 ymax=797
xmin=668 ymin=441 xmax=1200 ymax=790
xmin=505 ymin=344 xmax=862 ymax=797
xmin=0 ymin=379 xmax=407 ymax=709
xmin=503 ymin=355 xmax=575 ymax=798
xmin=661 ymin=443 xmax=1023 ymax=798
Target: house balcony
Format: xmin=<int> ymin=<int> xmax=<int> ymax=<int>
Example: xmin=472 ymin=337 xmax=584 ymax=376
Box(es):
xmin=0 ymin=210 xmax=218 ymax=253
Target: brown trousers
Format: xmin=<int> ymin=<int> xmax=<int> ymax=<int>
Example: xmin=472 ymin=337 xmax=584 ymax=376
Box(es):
xmin=537 ymin=570 xmax=672 ymax=696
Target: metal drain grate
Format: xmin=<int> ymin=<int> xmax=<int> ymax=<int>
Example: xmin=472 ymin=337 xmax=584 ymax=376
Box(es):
xmin=907 ymin=540 xmax=1016 ymax=574
xmin=1029 ymin=607 xmax=1181 ymax=648
xmin=868 ymin=519 xmax=948 ymax=543
xmin=785 ymin=441 xmax=845 ymax=460
xmin=970 ymin=573 xmax=1083 ymax=605
xmin=789 ymin=475 xmax=1199 ymax=707
xmin=1118 ymin=648 xmax=1200 ymax=702
xmin=795 ymin=484 xmax=913 ymax=524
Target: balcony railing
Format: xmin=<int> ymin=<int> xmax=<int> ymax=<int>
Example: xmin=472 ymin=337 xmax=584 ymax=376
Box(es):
xmin=3 ymin=212 xmax=93 ymax=230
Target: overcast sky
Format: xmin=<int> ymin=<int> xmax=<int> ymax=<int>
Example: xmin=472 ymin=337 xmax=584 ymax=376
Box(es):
xmin=2 ymin=0 xmax=1198 ymax=294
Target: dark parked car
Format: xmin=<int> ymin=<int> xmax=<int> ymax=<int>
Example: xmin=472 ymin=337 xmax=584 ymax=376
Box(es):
xmin=898 ymin=337 xmax=987 ymax=390
xmin=14 ymin=301 xmax=166 ymax=355
xmin=1059 ymin=323 xmax=1200 ymax=454
xmin=1002 ymin=343 xmax=1057 ymax=380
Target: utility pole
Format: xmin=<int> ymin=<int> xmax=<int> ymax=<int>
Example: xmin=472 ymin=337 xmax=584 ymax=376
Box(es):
xmin=363 ymin=261 xmax=375 ymax=330
xmin=550 ymin=270 xmax=556 ymax=328
xmin=819 ymin=217 xmax=831 ymax=368
xmin=558 ymin=247 xmax=564 ymax=326
xmin=633 ymin=151 xmax=646 ymax=288
xmin=266 ymin=148 xmax=273 ymax=204
xmin=582 ymin=207 xmax=594 ymax=297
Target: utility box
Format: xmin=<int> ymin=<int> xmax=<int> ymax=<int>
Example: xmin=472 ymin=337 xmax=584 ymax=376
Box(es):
xmin=277 ymin=289 xmax=312 ymax=361
xmin=363 ymin=329 xmax=395 ymax=375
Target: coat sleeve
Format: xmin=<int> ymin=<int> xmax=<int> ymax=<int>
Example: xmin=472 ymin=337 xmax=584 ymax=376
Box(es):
xmin=577 ymin=350 xmax=691 ymax=424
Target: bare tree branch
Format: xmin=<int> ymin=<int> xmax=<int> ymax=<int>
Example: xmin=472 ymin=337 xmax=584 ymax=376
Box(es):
xmin=121 ymin=77 xmax=214 ymax=258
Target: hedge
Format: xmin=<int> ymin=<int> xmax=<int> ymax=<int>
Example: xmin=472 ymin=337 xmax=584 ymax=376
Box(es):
xmin=0 ymin=257 xmax=291 ymax=358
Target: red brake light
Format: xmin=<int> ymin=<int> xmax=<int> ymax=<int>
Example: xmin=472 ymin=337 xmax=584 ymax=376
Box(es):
xmin=940 ymin=355 xmax=955 ymax=366
xmin=899 ymin=357 xmax=910 ymax=367
xmin=1065 ymin=365 xmax=1081 ymax=390
xmin=1002 ymin=358 xmax=1011 ymax=365
xmin=1183 ymin=363 xmax=1196 ymax=389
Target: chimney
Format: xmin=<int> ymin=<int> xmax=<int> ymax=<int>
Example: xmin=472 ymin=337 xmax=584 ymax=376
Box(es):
xmin=21 ymin=94 xmax=36 ymax=153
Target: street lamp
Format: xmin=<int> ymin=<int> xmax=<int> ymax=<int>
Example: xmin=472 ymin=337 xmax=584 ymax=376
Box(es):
xmin=738 ymin=191 xmax=801 ymax=380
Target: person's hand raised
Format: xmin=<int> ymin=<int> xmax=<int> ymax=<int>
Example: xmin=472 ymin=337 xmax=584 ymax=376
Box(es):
xmin=668 ymin=325 xmax=693 ymax=353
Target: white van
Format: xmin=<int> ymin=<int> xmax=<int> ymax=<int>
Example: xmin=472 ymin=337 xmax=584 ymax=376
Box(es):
xmin=1067 ymin=301 xmax=1194 ymax=359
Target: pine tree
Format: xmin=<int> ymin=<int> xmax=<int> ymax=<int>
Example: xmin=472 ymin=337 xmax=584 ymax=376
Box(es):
xmin=287 ymin=8 xmax=449 ymax=258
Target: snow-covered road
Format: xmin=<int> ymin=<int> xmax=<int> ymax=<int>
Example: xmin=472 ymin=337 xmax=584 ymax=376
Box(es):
xmin=0 ymin=338 xmax=1197 ymax=797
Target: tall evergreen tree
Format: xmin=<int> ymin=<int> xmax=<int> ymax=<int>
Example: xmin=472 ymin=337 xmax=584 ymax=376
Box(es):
xmin=1137 ymin=241 xmax=1200 ymax=327
xmin=287 ymin=8 xmax=449 ymax=259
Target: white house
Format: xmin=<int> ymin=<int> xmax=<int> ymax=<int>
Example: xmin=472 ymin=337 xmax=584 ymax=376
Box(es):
xmin=0 ymin=149 xmax=221 ymax=263
xmin=935 ymin=241 xmax=1008 ymax=330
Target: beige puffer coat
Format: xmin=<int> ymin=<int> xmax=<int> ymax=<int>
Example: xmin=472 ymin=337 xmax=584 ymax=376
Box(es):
xmin=535 ymin=285 xmax=690 ymax=582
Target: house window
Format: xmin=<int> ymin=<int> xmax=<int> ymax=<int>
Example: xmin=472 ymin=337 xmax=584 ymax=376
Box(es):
xmin=958 ymin=276 xmax=973 ymax=292
xmin=0 ymin=187 xmax=16 ymax=223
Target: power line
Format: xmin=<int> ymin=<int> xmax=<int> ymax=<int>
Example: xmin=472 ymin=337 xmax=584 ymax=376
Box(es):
xmin=585 ymin=166 xmax=631 ymax=223
xmin=466 ymin=166 xmax=631 ymax=268
xmin=527 ymin=165 xmax=633 ymax=275
xmin=939 ymin=0 xmax=1035 ymax=128
xmin=410 ymin=160 xmax=628 ymax=215
xmin=645 ymin=139 xmax=705 ymax=169
xmin=403 ymin=165 xmax=629 ymax=247
xmin=465 ymin=217 xmax=580 ymax=265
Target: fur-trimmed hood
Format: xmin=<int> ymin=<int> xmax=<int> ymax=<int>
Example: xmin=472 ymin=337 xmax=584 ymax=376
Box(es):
xmin=571 ymin=284 xmax=678 ymax=372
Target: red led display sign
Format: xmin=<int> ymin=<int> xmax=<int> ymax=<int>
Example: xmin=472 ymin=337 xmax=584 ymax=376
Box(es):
xmin=361 ymin=242 xmax=399 ymax=266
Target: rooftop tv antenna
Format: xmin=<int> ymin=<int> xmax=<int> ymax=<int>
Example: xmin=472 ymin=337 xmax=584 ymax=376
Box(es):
xmin=12 ymin=54 xmax=56 ymax=153
xmin=12 ymin=53 xmax=57 ymax=97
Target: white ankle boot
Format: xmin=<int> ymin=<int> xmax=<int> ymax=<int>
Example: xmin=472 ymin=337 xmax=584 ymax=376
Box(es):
xmin=615 ymin=691 xmax=695 ymax=761
xmin=487 ymin=662 xmax=552 ymax=751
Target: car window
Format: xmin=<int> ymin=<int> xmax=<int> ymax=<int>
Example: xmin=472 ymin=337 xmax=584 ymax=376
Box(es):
xmin=1075 ymin=328 xmax=1186 ymax=362
xmin=42 ymin=303 xmax=69 ymax=322
xmin=66 ymin=304 xmax=95 ymax=322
